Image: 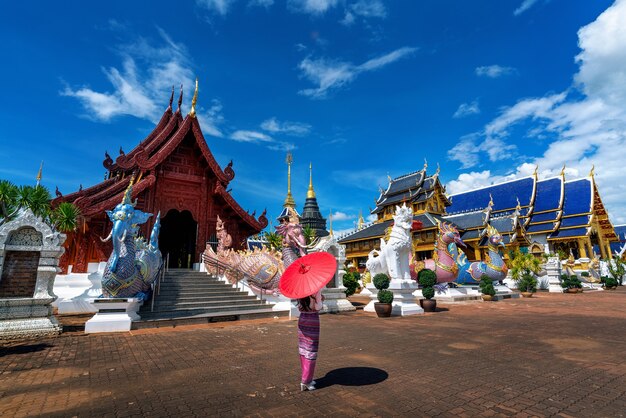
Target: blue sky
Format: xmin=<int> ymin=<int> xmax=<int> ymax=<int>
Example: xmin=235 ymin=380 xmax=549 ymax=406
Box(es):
xmin=1 ymin=0 xmax=625 ymax=235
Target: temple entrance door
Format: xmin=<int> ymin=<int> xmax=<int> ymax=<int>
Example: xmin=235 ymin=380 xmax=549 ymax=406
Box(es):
xmin=160 ymin=209 xmax=197 ymax=269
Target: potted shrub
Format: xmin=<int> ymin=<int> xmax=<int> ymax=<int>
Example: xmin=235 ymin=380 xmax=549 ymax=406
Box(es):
xmin=516 ymin=273 xmax=537 ymax=297
xmin=418 ymin=269 xmax=437 ymax=312
xmin=373 ymin=273 xmax=393 ymax=317
xmin=479 ymin=275 xmax=496 ymax=301
xmin=561 ymin=274 xmax=582 ymax=293
xmin=510 ymin=251 xmax=541 ymax=297
xmin=602 ymin=276 xmax=618 ymax=290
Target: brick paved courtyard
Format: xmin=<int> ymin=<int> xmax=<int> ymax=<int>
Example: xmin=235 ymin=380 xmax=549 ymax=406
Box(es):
xmin=2 ymin=289 xmax=626 ymax=417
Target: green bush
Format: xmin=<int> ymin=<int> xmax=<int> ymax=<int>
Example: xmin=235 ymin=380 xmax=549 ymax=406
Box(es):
xmin=377 ymin=289 xmax=394 ymax=304
xmin=569 ymin=275 xmax=582 ymax=289
xmin=604 ymin=276 xmax=618 ymax=288
xmin=479 ymin=276 xmax=496 ymax=297
xmin=373 ymin=273 xmax=390 ymax=290
xmin=516 ymin=273 xmax=537 ymax=293
xmin=580 ymin=271 xmax=590 ymax=277
xmin=343 ymin=272 xmax=359 ymax=297
xmin=418 ymin=269 xmax=437 ymax=288
xmin=422 ymin=287 xmax=435 ymax=300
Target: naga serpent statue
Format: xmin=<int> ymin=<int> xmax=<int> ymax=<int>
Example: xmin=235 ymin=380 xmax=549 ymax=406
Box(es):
xmin=204 ymin=215 xmax=285 ymax=295
xmin=100 ymin=182 xmax=162 ymax=299
xmin=411 ymin=221 xmax=466 ymax=283
xmin=454 ymin=224 xmax=508 ymax=284
xmin=366 ymin=204 xmax=414 ymax=280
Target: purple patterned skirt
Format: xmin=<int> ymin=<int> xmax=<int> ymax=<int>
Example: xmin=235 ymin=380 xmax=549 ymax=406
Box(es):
xmin=298 ymin=312 xmax=320 ymax=360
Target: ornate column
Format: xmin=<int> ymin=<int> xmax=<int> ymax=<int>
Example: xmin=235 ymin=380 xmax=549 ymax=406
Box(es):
xmin=577 ymin=239 xmax=587 ymax=258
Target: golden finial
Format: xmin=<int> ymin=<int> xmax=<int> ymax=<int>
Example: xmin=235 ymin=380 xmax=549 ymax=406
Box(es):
xmin=36 ymin=161 xmax=43 ymax=186
xmin=387 ymin=174 xmax=392 ymax=183
xmin=423 ymin=158 xmax=428 ymax=171
xmin=357 ymin=210 xmax=365 ymax=229
xmin=283 ymin=152 xmax=296 ymax=208
xmin=307 ymin=162 xmax=316 ymax=199
xmin=589 ymin=164 xmax=595 ymax=178
xmin=189 ymin=78 xmax=198 ymax=118
xmin=435 ymin=163 xmax=440 ymax=176
xmin=488 ymin=193 xmax=494 ymax=208
xmin=560 ymin=164 xmax=566 ymax=177
xmin=533 ymin=164 xmax=538 ymax=179
xmin=516 ymin=197 xmax=521 ymax=211
xmin=122 ymin=174 xmax=136 ymax=205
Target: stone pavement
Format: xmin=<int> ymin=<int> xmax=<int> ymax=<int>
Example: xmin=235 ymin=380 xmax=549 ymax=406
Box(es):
xmin=2 ymin=289 xmax=626 ymax=417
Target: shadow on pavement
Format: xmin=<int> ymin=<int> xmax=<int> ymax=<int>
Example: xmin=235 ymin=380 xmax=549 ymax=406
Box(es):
xmin=314 ymin=367 xmax=388 ymax=388
xmin=0 ymin=343 xmax=52 ymax=355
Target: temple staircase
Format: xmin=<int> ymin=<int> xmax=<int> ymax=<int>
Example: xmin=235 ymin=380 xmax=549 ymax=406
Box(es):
xmin=133 ymin=269 xmax=287 ymax=329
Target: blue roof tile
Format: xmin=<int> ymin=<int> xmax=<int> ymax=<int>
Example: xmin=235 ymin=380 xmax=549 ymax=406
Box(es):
xmin=533 ymin=177 xmax=562 ymax=212
xmin=448 ymin=177 xmax=534 ymax=214
xmin=526 ymin=223 xmax=556 ymax=233
xmin=549 ymin=227 xmax=588 ymax=239
xmin=562 ymin=179 xmax=592 ymax=216
xmin=560 ymin=215 xmax=590 ymax=228
xmin=529 ymin=211 xmax=558 ymax=223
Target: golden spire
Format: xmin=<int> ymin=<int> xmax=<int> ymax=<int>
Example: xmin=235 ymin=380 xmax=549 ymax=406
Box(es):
xmin=189 ymin=78 xmax=198 ymax=118
xmin=283 ymin=152 xmax=296 ymax=208
xmin=589 ymin=164 xmax=595 ymax=178
xmin=329 ymin=210 xmax=333 ymax=236
xmin=357 ymin=210 xmax=365 ymax=229
xmin=36 ymin=161 xmax=43 ymax=186
xmin=307 ymin=162 xmax=316 ymax=199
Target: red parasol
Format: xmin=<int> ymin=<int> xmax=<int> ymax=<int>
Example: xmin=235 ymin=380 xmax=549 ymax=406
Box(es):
xmin=279 ymin=252 xmax=337 ymax=299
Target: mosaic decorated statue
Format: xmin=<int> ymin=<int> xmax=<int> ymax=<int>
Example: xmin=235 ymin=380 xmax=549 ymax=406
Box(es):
xmin=411 ymin=220 xmax=465 ymax=283
xmin=204 ymin=211 xmax=285 ymax=295
xmin=454 ymin=224 xmax=508 ymax=284
xmin=100 ymin=182 xmax=161 ymax=299
xmin=366 ymin=203 xmax=413 ymax=280
xmin=275 ymin=207 xmax=308 ymax=268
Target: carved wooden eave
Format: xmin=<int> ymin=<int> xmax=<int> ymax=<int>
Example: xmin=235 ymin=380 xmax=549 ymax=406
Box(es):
xmin=51 ymin=177 xmax=118 ymax=207
xmin=214 ymin=182 xmax=268 ymax=230
xmin=77 ymin=175 xmax=156 ymax=218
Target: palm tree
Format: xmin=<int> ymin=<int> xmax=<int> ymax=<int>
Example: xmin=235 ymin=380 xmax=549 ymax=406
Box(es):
xmin=510 ymin=251 xmax=542 ymax=280
xmin=51 ymin=202 xmax=81 ymax=233
xmin=302 ymin=225 xmax=316 ymax=245
xmin=17 ymin=185 xmax=51 ymax=219
xmin=264 ymin=231 xmax=283 ymax=251
xmin=0 ymin=180 xmax=19 ymax=221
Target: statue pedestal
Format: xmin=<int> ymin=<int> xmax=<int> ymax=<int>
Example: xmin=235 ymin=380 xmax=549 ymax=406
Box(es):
xmin=322 ymin=288 xmax=356 ymax=313
xmin=364 ymin=279 xmax=423 ymax=316
xmin=85 ymin=298 xmax=143 ymax=333
xmin=545 ymin=257 xmax=565 ymax=293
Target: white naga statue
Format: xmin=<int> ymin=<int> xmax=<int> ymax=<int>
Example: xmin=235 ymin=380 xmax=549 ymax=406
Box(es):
xmin=365 ymin=203 xmax=414 ymax=280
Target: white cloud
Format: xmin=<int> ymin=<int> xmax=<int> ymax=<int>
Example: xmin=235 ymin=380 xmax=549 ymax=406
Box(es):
xmin=249 ymin=0 xmax=274 ymax=7
xmin=448 ymin=0 xmax=626 ymax=224
xmin=196 ymin=0 xmax=236 ymax=15
xmin=230 ymin=129 xmax=295 ymax=151
xmin=475 ymin=65 xmax=516 ymax=78
xmin=514 ymin=0 xmax=540 ymax=16
xmin=62 ymin=28 xmax=224 ymax=136
xmin=260 ymin=117 xmax=312 ymax=136
xmin=288 ymin=0 xmax=339 ymax=15
xmin=350 ymin=0 xmax=386 ymax=18
xmin=230 ymin=130 xmax=274 ymax=143
xmin=453 ymin=100 xmax=480 ymax=118
xmin=298 ymin=46 xmax=417 ymax=98
xmin=330 ymin=211 xmax=354 ymax=221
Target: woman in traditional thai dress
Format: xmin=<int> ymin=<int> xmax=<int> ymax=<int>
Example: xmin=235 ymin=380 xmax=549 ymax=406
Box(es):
xmin=297 ymin=288 xmax=323 ymax=391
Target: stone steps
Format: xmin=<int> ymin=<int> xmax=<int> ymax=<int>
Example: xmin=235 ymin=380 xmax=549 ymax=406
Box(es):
xmin=135 ymin=269 xmax=278 ymax=327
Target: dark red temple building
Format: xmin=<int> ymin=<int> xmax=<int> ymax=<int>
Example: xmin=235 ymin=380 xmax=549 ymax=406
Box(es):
xmin=53 ymin=86 xmax=267 ymax=273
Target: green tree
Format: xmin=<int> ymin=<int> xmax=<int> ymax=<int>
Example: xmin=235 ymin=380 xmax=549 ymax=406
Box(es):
xmin=0 ymin=180 xmax=19 ymax=220
xmin=606 ymin=256 xmax=625 ymax=286
xmin=302 ymin=225 xmax=316 ymax=245
xmin=264 ymin=230 xmax=283 ymax=251
xmin=51 ymin=202 xmax=82 ymax=232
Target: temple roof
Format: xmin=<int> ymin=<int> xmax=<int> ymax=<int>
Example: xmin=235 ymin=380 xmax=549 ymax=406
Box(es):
xmin=532 ymin=177 xmax=563 ymax=213
xmin=443 ymin=210 xmax=487 ymax=230
xmin=338 ymin=213 xmax=444 ymax=243
xmin=52 ymin=98 xmax=267 ymax=231
xmin=372 ymin=169 xmax=448 ymax=214
xmin=447 ymin=177 xmax=535 ymax=215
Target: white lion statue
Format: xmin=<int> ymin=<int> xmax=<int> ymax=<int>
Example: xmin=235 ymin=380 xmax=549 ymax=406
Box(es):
xmin=365 ymin=203 xmax=413 ymax=280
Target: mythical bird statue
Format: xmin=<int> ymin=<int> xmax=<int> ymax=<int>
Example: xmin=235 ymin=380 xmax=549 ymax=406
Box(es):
xmin=411 ymin=221 xmax=466 ymax=283
xmin=454 ymin=224 xmax=508 ymax=284
xmin=100 ymin=182 xmax=162 ymax=299
xmin=366 ymin=203 xmax=414 ymax=280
